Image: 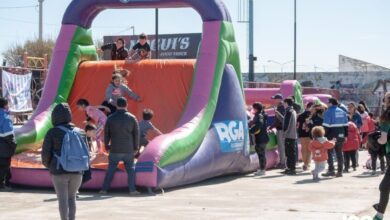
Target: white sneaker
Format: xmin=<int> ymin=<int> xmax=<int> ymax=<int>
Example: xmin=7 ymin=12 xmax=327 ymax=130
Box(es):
xmin=255 ymin=170 xmax=266 ymax=176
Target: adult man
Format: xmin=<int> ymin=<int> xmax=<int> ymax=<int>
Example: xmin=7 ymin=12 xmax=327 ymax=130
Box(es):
xmin=297 ymin=102 xmax=314 ymax=171
xmin=100 ymin=97 xmax=140 ymax=195
xmin=100 ymin=38 xmax=129 ymax=60
xmin=322 ymin=98 xmax=349 ymax=177
xmin=129 ymin=33 xmax=151 ymax=59
xmin=282 ymin=98 xmax=298 ymax=175
xmin=0 ymin=98 xmax=16 ymax=191
xmin=271 ymin=94 xmax=286 ymax=169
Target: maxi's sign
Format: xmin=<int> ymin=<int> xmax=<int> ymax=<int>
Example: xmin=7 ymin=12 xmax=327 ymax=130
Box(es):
xmin=103 ymin=33 xmax=202 ymax=59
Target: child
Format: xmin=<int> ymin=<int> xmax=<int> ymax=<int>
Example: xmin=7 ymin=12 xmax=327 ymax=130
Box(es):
xmin=0 ymin=98 xmax=16 ymax=191
xmin=104 ymin=74 xmax=142 ymax=114
xmin=368 ymin=131 xmax=386 ymax=175
xmin=342 ymin=119 xmax=361 ymax=172
xmin=249 ymin=102 xmax=269 ymax=176
xmin=129 ymin=33 xmax=151 ymax=59
xmin=85 ymin=124 xmax=99 ymax=157
xmin=76 ymin=99 xmax=107 ymax=154
xmin=139 ymin=109 xmax=162 ymax=152
xmin=308 ymin=126 xmax=335 ymax=181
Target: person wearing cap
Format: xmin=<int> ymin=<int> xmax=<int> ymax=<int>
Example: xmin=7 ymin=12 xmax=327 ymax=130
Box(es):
xmin=282 ymin=98 xmax=298 ymax=175
xmin=100 ymin=38 xmax=129 ymax=60
xmin=270 ymin=93 xmax=286 ymax=169
xmin=129 ymin=33 xmax=151 ymax=59
xmin=322 ymin=98 xmax=349 ymax=177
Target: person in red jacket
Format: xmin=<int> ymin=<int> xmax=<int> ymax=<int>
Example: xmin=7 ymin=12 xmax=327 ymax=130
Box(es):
xmin=308 ymin=126 xmax=335 ymax=181
xmin=343 ymin=119 xmax=362 ymax=172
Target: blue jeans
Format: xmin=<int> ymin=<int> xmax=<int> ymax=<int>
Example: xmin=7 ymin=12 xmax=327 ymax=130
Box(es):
xmin=102 ymin=153 xmax=136 ymax=192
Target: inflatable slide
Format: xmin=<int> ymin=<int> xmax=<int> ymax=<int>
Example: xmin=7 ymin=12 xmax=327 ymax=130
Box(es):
xmin=11 ymin=0 xmax=281 ymax=190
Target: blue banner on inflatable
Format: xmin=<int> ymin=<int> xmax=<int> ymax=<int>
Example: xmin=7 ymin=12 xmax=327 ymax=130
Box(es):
xmin=213 ymin=120 xmax=246 ymax=153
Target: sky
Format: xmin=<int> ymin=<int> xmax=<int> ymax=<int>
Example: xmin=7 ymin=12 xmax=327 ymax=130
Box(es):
xmin=0 ymin=0 xmax=389 ymax=73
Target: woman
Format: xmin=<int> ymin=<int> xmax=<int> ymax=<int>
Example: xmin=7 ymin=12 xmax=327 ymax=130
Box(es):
xmin=347 ymin=103 xmax=363 ymax=130
xmin=373 ymin=108 xmax=390 ymax=220
xmin=306 ymin=104 xmax=327 ymax=138
xmin=357 ymin=104 xmax=370 ymax=148
xmin=41 ymin=103 xmax=86 ymax=220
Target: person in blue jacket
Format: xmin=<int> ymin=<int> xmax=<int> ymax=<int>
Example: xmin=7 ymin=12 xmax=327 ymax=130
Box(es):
xmin=0 ymin=98 xmax=16 ymax=191
xmin=322 ymin=98 xmax=349 ymax=177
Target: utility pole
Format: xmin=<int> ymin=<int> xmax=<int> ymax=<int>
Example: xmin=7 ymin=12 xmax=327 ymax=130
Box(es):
xmin=248 ymin=0 xmax=255 ymax=82
xmin=155 ymin=8 xmax=159 ymax=59
xmin=293 ymin=0 xmax=297 ymax=80
xmin=38 ymin=0 xmax=44 ymax=41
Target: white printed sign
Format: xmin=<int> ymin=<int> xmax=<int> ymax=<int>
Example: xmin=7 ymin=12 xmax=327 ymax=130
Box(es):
xmin=2 ymin=70 xmax=33 ymax=112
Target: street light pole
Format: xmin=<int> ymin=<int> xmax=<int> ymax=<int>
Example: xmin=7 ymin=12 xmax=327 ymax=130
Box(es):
xmin=130 ymin=26 xmax=135 ymax=36
xmin=155 ymin=8 xmax=159 ymax=59
xmin=248 ymin=0 xmax=255 ymax=82
xmin=293 ymin=0 xmax=297 ymax=80
xmin=268 ymin=60 xmax=294 ymax=73
xmin=38 ymin=0 xmax=44 ymax=41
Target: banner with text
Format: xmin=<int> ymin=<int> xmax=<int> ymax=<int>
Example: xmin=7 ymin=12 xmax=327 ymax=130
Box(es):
xmin=2 ymin=70 xmax=33 ymax=112
xmin=103 ymin=33 xmax=202 ymax=59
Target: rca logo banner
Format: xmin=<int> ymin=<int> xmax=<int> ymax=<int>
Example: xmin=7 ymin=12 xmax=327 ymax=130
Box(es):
xmin=214 ymin=120 xmax=247 ymax=153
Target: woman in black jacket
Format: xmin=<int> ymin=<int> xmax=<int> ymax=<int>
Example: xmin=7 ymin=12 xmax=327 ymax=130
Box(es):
xmin=249 ymin=102 xmax=269 ymax=176
xmin=41 ymin=103 xmax=85 ymax=220
xmin=306 ymin=104 xmax=327 ymax=138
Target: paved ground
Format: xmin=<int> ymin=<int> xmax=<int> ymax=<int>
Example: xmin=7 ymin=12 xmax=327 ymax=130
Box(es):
xmin=0 ymin=151 xmax=386 ymax=220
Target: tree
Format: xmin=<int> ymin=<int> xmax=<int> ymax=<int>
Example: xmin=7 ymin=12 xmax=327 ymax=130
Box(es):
xmin=2 ymin=38 xmax=55 ymax=67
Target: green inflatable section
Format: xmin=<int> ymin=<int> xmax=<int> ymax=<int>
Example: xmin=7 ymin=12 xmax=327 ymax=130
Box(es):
xmin=158 ymin=21 xmax=242 ymax=168
xmin=249 ymin=131 xmax=278 ymax=153
xmin=15 ymin=27 xmax=97 ymax=153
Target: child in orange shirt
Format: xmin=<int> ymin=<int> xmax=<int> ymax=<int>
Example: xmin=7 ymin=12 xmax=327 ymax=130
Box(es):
xmin=308 ymin=126 xmax=335 ymax=181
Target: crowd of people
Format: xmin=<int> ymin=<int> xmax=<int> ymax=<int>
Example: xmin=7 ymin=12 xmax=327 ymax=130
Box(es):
xmin=248 ymin=94 xmax=381 ymax=178
xmin=248 ymin=93 xmax=390 ymax=220
xmin=1 ymin=65 xmax=390 ymax=219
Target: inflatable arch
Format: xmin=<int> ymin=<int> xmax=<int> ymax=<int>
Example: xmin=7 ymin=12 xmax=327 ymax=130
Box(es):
xmin=11 ymin=0 xmax=283 ymax=189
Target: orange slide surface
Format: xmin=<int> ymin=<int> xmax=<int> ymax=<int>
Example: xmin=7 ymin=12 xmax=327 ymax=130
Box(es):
xmin=12 ymin=59 xmax=196 ymax=169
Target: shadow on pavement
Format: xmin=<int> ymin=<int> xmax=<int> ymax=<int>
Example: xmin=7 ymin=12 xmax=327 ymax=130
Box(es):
xmin=295 ymin=177 xmax=333 ymax=185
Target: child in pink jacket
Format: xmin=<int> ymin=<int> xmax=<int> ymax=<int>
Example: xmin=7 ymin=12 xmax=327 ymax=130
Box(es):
xmin=77 ymin=99 xmax=108 ymax=154
xmin=342 ymin=120 xmax=361 ymax=172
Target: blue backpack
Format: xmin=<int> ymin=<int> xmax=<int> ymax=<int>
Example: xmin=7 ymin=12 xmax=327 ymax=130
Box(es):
xmin=54 ymin=126 xmax=90 ymax=172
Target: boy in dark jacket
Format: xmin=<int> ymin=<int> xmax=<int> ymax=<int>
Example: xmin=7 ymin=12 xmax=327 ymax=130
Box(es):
xmin=271 ymin=94 xmax=286 ymax=169
xmin=283 ymin=98 xmax=298 ymax=175
xmin=249 ymin=102 xmax=269 ymax=176
xmin=0 ymin=98 xmax=16 ymax=191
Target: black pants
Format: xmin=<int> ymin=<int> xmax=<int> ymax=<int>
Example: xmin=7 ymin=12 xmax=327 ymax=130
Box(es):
xmin=370 ymin=148 xmax=386 ymax=172
xmin=0 ymin=157 xmax=11 ymax=188
xmin=327 ymin=138 xmax=345 ymax=173
xmin=255 ymin=143 xmax=267 ymax=170
xmin=377 ymin=167 xmax=390 ymax=213
xmin=285 ymin=138 xmax=296 ymax=171
xmin=343 ymin=150 xmax=357 ymax=170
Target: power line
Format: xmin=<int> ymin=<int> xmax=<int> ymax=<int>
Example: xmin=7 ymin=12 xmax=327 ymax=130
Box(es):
xmin=0 ymin=5 xmax=38 ymax=9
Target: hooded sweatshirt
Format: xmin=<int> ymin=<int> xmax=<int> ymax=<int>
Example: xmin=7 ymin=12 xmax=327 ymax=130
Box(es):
xmin=105 ymin=83 xmax=140 ymax=105
xmin=41 ymin=103 xmax=85 ymax=175
xmin=308 ymin=137 xmax=335 ymax=162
